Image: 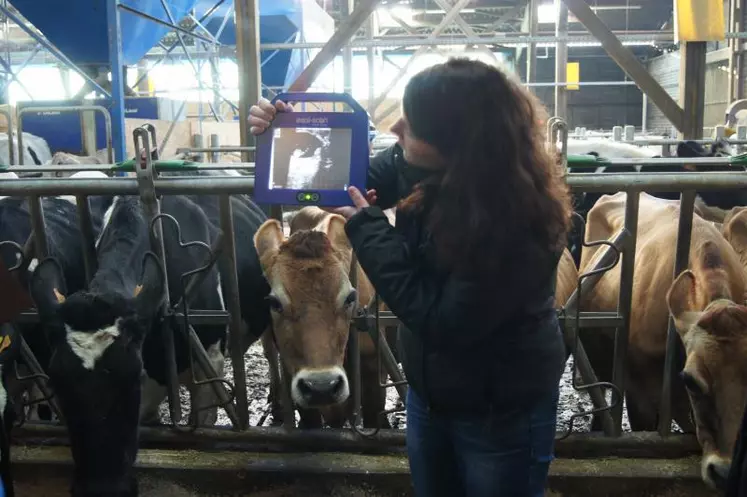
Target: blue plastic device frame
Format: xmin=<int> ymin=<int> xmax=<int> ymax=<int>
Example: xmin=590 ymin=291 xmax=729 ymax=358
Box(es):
xmin=254 ymin=92 xmax=370 ymax=207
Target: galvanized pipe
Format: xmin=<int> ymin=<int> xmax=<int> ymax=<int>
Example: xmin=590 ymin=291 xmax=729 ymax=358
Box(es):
xmin=28 ymin=195 xmax=48 ymax=259
xmin=218 ymin=194 xmax=250 ymax=430
xmin=17 ymin=331 xmax=65 ymax=421
xmin=611 ymin=192 xmax=640 ymax=436
xmin=16 ymin=105 xmax=114 ymax=165
xmin=4 ymin=164 xmax=255 ymax=174
xmin=176 ymin=147 xmax=256 ymax=154
xmin=562 ymin=229 xmax=630 ymax=436
xmin=657 ymin=190 xmax=696 ymax=436
xmin=3 ymin=172 xmax=747 ymax=197
xmin=348 ymin=254 xmax=362 ymax=428
xmin=185 ymin=323 xmax=241 ymax=428
xmin=74 ymin=195 xmax=97 ymax=285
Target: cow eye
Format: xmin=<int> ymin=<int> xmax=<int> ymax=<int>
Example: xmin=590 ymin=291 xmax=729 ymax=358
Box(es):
xmin=344 ymin=290 xmax=358 ymax=310
xmin=266 ymin=295 xmax=283 ymax=314
xmin=680 ymin=371 xmax=705 ymax=396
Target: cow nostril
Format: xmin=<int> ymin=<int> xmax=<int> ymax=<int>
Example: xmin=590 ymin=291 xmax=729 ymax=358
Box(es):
xmin=298 ymin=378 xmax=314 ymax=397
xmin=329 ymin=375 xmax=343 ymax=395
xmin=707 ymin=461 xmax=730 ymax=490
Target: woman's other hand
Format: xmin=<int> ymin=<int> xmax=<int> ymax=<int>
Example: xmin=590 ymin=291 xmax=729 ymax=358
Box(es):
xmin=330 ymin=187 xmax=373 ymax=220
xmin=248 ymin=98 xmax=293 ymax=135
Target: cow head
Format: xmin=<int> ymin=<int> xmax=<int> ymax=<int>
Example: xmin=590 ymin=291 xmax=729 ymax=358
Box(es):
xmin=253 ymin=216 xmax=357 ymax=409
xmin=667 ymin=268 xmax=747 ymax=491
xmin=30 ymin=253 xmax=164 ymax=497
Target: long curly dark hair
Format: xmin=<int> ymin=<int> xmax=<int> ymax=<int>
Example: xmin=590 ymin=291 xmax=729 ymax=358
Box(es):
xmin=398 ymin=58 xmax=572 ymax=277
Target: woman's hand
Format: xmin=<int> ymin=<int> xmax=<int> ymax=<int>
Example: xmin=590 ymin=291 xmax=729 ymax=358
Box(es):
xmin=248 ymin=98 xmax=293 ymax=135
xmin=330 ymin=187 xmax=375 ymax=220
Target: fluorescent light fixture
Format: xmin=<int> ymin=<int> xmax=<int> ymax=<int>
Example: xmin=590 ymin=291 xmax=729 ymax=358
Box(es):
xmin=423 ymin=8 xmax=476 ymax=13
xmin=537 ymin=1 xmax=642 ymax=24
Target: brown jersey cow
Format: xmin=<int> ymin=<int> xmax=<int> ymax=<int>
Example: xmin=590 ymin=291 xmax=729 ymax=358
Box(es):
xmin=580 ymin=191 xmax=747 ymax=490
xmin=254 ymin=207 xmax=394 ymax=429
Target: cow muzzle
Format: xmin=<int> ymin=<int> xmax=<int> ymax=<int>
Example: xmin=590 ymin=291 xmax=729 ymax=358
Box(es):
xmin=291 ymin=367 xmax=349 ymax=408
xmin=702 ymin=453 xmax=731 ymax=490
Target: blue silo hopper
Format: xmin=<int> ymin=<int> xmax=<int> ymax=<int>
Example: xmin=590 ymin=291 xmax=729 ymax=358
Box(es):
xmin=194 ymin=0 xmax=334 ymax=94
xmin=10 ymin=0 xmax=200 ymax=67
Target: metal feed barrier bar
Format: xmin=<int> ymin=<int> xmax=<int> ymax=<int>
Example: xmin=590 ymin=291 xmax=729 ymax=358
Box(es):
xmin=0 ymin=121 xmax=743 ymax=453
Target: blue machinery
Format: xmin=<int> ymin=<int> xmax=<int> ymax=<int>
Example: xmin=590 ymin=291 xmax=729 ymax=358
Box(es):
xmin=0 ymin=0 xmax=335 ymax=161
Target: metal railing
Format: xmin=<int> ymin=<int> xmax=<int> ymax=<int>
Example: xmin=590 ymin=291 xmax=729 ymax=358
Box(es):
xmin=16 ymin=105 xmax=114 ymax=166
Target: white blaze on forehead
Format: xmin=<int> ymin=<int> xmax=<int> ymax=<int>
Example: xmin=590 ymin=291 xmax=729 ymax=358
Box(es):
xmin=65 ymin=321 xmax=121 ymax=370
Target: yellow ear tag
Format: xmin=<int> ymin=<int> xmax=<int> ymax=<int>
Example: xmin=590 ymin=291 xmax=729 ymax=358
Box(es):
xmin=53 ymin=288 xmax=65 ymax=304
xmin=0 ymin=335 xmax=11 ymax=354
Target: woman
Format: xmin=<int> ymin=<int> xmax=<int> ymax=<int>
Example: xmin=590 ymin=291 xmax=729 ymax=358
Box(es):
xmin=249 ymin=58 xmax=570 ymax=497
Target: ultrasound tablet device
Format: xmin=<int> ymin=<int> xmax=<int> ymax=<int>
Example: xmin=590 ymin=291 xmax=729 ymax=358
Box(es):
xmin=254 ymin=92 xmax=370 ymax=207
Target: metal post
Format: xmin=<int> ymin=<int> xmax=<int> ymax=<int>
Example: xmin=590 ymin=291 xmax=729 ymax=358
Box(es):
xmin=728 ymin=0 xmax=739 ymax=103
xmin=679 ymin=42 xmax=707 ymax=140
xmin=555 ymin=0 xmax=568 ymax=120
xmin=218 ymin=195 xmax=250 ymax=431
xmin=209 ymin=134 xmax=220 ymax=163
xmin=80 ymin=110 xmax=97 ymax=157
xmin=658 ymin=190 xmax=696 ymax=436
xmin=526 ymin=0 xmax=538 ymax=84
xmin=234 ymin=0 xmax=262 ymax=163
xmin=106 ymin=0 xmax=127 ymax=163
xmin=611 ymin=192 xmax=640 ymax=436
xmin=366 ymin=12 xmax=376 ymax=113
xmin=192 ymin=134 xmax=205 ymax=162
xmin=342 ymin=0 xmax=354 ymax=95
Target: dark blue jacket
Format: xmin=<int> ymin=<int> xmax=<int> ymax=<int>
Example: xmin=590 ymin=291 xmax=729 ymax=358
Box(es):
xmin=345 ymin=144 xmax=566 ymax=415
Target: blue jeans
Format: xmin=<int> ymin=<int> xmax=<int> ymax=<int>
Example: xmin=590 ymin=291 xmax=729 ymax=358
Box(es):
xmin=406 ymin=388 xmax=558 ymax=497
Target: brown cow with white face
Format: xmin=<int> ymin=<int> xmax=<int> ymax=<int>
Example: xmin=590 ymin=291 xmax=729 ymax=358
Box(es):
xmin=253 ymin=207 xmax=392 ymax=428
xmin=581 ymin=191 xmax=747 ymax=490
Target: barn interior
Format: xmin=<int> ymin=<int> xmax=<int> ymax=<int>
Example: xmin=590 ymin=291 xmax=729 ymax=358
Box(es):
xmin=0 ymin=0 xmax=744 ymax=496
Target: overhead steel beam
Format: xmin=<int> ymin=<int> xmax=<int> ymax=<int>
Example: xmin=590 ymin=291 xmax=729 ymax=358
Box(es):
xmin=561 ymin=0 xmax=685 ymax=132
xmin=370 ymin=0 xmax=473 ymax=120
xmin=289 ymin=0 xmax=383 ymax=92
xmin=430 ymin=0 xmax=497 ymax=61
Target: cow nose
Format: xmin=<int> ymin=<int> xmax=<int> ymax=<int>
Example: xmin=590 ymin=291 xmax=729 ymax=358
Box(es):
xmin=296 ymin=371 xmax=346 ymax=406
xmin=706 ymin=458 xmax=730 ymax=490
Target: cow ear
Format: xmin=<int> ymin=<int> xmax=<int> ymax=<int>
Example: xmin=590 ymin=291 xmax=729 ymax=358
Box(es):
xmin=724 ymin=209 xmax=747 ymax=261
xmin=320 ymin=214 xmax=351 ymax=253
xmin=30 ymin=258 xmax=67 ymax=318
xmin=666 ymin=270 xmax=702 ymax=339
xmin=134 ymin=252 xmax=165 ymax=319
xmin=254 ymin=220 xmax=284 ymax=269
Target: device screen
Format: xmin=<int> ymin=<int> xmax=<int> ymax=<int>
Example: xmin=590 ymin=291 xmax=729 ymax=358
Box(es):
xmin=268 ymin=127 xmax=353 ymax=191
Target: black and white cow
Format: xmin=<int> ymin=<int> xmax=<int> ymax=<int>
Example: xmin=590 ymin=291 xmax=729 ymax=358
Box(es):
xmin=29 ymin=169 xmax=271 ymax=496
xmin=0 ymin=173 xmax=113 ymax=422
